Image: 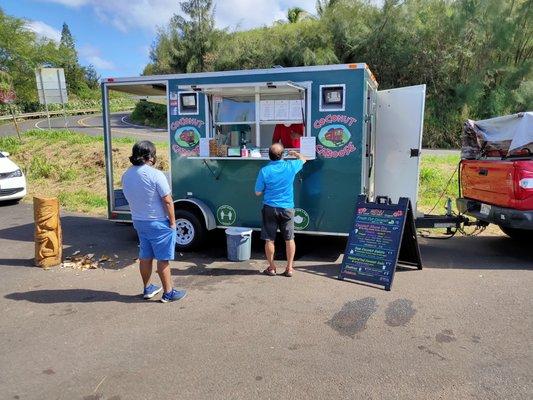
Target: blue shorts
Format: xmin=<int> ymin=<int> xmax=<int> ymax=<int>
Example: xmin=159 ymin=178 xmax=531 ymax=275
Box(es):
xmin=133 ymin=220 xmax=176 ymax=261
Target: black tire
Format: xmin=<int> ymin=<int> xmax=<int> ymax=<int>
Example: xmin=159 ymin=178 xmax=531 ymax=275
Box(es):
xmin=500 ymin=226 xmax=533 ymax=242
xmin=174 ymin=209 xmax=206 ymax=252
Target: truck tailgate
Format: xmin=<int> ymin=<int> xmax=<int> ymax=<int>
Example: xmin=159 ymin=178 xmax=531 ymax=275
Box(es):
xmin=460 ymin=159 xmax=533 ymax=210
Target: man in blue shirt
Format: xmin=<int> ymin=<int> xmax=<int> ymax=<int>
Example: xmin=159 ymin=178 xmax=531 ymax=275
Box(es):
xmin=255 ymin=143 xmax=306 ymax=277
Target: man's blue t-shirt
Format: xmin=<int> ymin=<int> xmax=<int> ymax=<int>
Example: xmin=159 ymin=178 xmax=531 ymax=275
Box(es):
xmin=255 ymin=159 xmax=304 ymax=209
xmin=121 ymin=164 xmax=171 ymax=221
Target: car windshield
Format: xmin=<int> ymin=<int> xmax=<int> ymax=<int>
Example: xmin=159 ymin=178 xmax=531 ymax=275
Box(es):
xmin=0 ymin=152 xmax=4 ymax=158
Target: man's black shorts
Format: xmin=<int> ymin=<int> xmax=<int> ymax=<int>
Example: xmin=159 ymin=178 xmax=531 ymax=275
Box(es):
xmin=261 ymin=205 xmax=295 ymax=241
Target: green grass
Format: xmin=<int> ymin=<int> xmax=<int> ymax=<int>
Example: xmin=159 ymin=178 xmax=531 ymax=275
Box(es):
xmin=22 ymin=129 xmax=146 ymax=145
xmin=57 ymin=190 xmax=107 ymax=213
xmin=418 ymin=154 xmax=460 ymax=213
xmin=0 ymin=135 xmax=22 ymax=154
xmin=28 ymin=156 xmax=56 ymax=179
xmin=0 ymin=129 xmax=169 ymax=215
xmin=58 ymin=168 xmax=78 ymax=182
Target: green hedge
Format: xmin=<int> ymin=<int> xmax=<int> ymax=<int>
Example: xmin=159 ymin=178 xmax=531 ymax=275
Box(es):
xmin=129 ymin=101 xmax=167 ymax=128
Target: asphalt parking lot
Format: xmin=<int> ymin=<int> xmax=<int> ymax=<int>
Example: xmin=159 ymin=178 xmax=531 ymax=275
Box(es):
xmin=0 ymin=201 xmax=531 ymax=400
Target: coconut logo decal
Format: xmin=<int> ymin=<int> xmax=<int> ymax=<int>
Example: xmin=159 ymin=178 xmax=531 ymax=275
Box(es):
xmin=313 ymin=114 xmax=357 ymax=159
xmin=170 ymin=117 xmax=205 ymax=156
xmin=318 ymin=124 xmax=351 ymax=148
xmin=174 ymin=127 xmax=200 ymax=148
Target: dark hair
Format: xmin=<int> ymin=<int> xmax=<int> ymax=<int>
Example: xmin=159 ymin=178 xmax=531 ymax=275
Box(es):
xmin=129 ymin=141 xmax=156 ymax=166
xmin=269 ymin=143 xmax=284 ymax=161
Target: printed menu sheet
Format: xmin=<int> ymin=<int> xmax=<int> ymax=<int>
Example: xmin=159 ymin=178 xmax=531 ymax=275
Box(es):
xmin=288 ymin=100 xmax=303 ymax=121
xmin=274 ymin=100 xmax=289 ymax=120
xmin=260 ymin=100 xmax=275 ymax=120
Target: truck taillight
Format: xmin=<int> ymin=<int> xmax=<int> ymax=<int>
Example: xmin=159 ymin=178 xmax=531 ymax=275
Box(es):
xmin=514 ymin=165 xmax=533 ymax=200
xmin=519 ymin=178 xmax=533 ymax=189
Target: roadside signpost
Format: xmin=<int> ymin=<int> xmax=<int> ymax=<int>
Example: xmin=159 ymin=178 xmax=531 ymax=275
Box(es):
xmin=339 ymin=195 xmax=422 ymax=291
xmin=35 ymin=68 xmax=68 ymax=129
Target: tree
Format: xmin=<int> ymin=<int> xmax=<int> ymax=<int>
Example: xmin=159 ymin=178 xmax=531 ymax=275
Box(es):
xmin=0 ymin=70 xmax=15 ymax=102
xmin=58 ymin=22 xmax=86 ymax=93
xmin=59 ymin=22 xmax=76 ymax=61
xmin=145 ymin=0 xmax=218 ymax=74
xmin=84 ymin=64 xmax=100 ymax=89
xmin=171 ymin=0 xmax=217 ymax=72
xmin=316 ymin=0 xmax=340 ymax=16
xmin=0 ymin=9 xmax=103 ymax=111
xmin=142 ymin=0 xmax=531 ymax=147
xmin=0 ymin=8 xmax=63 ymax=107
xmin=287 ymin=7 xmax=312 ymax=23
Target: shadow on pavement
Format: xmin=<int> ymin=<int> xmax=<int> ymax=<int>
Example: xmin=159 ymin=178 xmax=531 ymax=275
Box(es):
xmin=172 ymin=263 xmax=260 ymax=277
xmin=0 ymin=202 xmax=138 ymax=269
xmin=4 ymin=289 xmax=141 ymax=303
xmin=1 ymin=202 xmax=532 ymax=272
xmin=419 ymin=235 xmax=533 ymax=270
xmin=181 ymin=230 xmax=345 ymax=263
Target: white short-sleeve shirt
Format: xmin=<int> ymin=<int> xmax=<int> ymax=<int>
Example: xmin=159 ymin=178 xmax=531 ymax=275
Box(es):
xmin=121 ymin=164 xmax=171 ymax=221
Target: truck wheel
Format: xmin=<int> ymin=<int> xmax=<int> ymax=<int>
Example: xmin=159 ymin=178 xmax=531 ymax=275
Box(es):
xmin=500 ymin=226 xmax=533 ymax=242
xmin=174 ymin=209 xmax=205 ymax=252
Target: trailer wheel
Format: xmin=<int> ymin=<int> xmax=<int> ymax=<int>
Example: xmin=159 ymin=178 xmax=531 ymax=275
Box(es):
xmin=174 ymin=209 xmax=205 ymax=252
xmin=500 ymin=226 xmax=533 ymax=242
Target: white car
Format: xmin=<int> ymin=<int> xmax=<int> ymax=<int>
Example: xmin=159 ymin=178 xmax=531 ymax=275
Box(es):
xmin=0 ymin=151 xmax=27 ymax=202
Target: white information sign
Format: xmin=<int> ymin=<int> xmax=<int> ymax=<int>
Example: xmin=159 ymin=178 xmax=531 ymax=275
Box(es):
xmin=199 ymin=138 xmax=209 ymax=157
xmin=35 ymin=68 xmax=68 ymax=105
xmin=300 ymin=136 xmax=316 ymax=158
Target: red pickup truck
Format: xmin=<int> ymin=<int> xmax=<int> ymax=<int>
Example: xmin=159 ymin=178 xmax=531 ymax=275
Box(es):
xmin=456 ymin=113 xmax=533 ymax=240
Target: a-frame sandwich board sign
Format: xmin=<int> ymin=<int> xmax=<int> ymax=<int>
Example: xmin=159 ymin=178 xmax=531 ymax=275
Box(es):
xmin=339 ymin=195 xmax=422 ymax=291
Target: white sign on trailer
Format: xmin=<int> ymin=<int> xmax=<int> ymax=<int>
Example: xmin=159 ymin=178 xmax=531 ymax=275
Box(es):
xmin=35 ymin=68 xmax=68 ymax=105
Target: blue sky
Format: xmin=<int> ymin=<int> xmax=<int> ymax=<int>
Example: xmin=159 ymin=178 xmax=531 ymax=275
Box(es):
xmin=3 ymin=1 xmax=381 ymax=78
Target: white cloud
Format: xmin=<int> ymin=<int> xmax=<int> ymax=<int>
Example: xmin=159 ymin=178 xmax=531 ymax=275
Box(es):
xmin=24 ymin=20 xmax=62 ymax=42
xmin=39 ymin=0 xmax=180 ymax=32
xmin=37 ymin=0 xmax=322 ymax=33
xmin=38 ymin=0 xmax=89 ymax=6
xmin=79 ymin=44 xmax=116 ymax=70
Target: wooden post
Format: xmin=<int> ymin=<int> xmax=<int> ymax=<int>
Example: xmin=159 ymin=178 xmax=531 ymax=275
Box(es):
xmin=34 ymin=197 xmax=62 ymax=268
xmin=9 ymin=104 xmax=21 ymax=140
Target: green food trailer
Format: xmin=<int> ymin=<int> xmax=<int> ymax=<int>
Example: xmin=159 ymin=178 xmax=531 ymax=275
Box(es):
xmin=102 ymin=63 xmax=427 ymax=250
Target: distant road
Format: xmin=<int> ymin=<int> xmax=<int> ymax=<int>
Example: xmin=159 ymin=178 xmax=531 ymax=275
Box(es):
xmin=0 ymin=114 xmax=460 ymax=155
xmin=0 ymin=112 xmax=166 ymax=142
xmin=421 ymin=148 xmax=460 ymax=156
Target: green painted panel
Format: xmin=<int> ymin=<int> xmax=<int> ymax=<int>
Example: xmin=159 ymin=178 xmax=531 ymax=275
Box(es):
xmin=168 ymin=67 xmax=367 ymax=234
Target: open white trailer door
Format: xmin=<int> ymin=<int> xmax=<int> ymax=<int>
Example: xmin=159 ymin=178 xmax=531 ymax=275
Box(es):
xmin=374 ymin=84 xmax=425 ymax=211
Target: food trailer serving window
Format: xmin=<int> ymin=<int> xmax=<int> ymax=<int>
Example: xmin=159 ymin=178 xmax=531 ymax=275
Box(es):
xmin=181 ymin=81 xmax=312 ymax=160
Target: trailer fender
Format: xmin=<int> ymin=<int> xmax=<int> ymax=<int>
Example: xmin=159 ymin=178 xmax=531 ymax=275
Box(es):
xmin=174 ymin=198 xmax=216 ymax=230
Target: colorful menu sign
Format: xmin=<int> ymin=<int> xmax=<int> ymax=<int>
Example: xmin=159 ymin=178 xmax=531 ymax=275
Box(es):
xmin=339 ymin=195 xmax=422 ymax=291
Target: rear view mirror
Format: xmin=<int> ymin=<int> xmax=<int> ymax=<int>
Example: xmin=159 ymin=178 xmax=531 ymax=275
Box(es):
xmin=1 ymin=151 xmax=9 ymax=157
